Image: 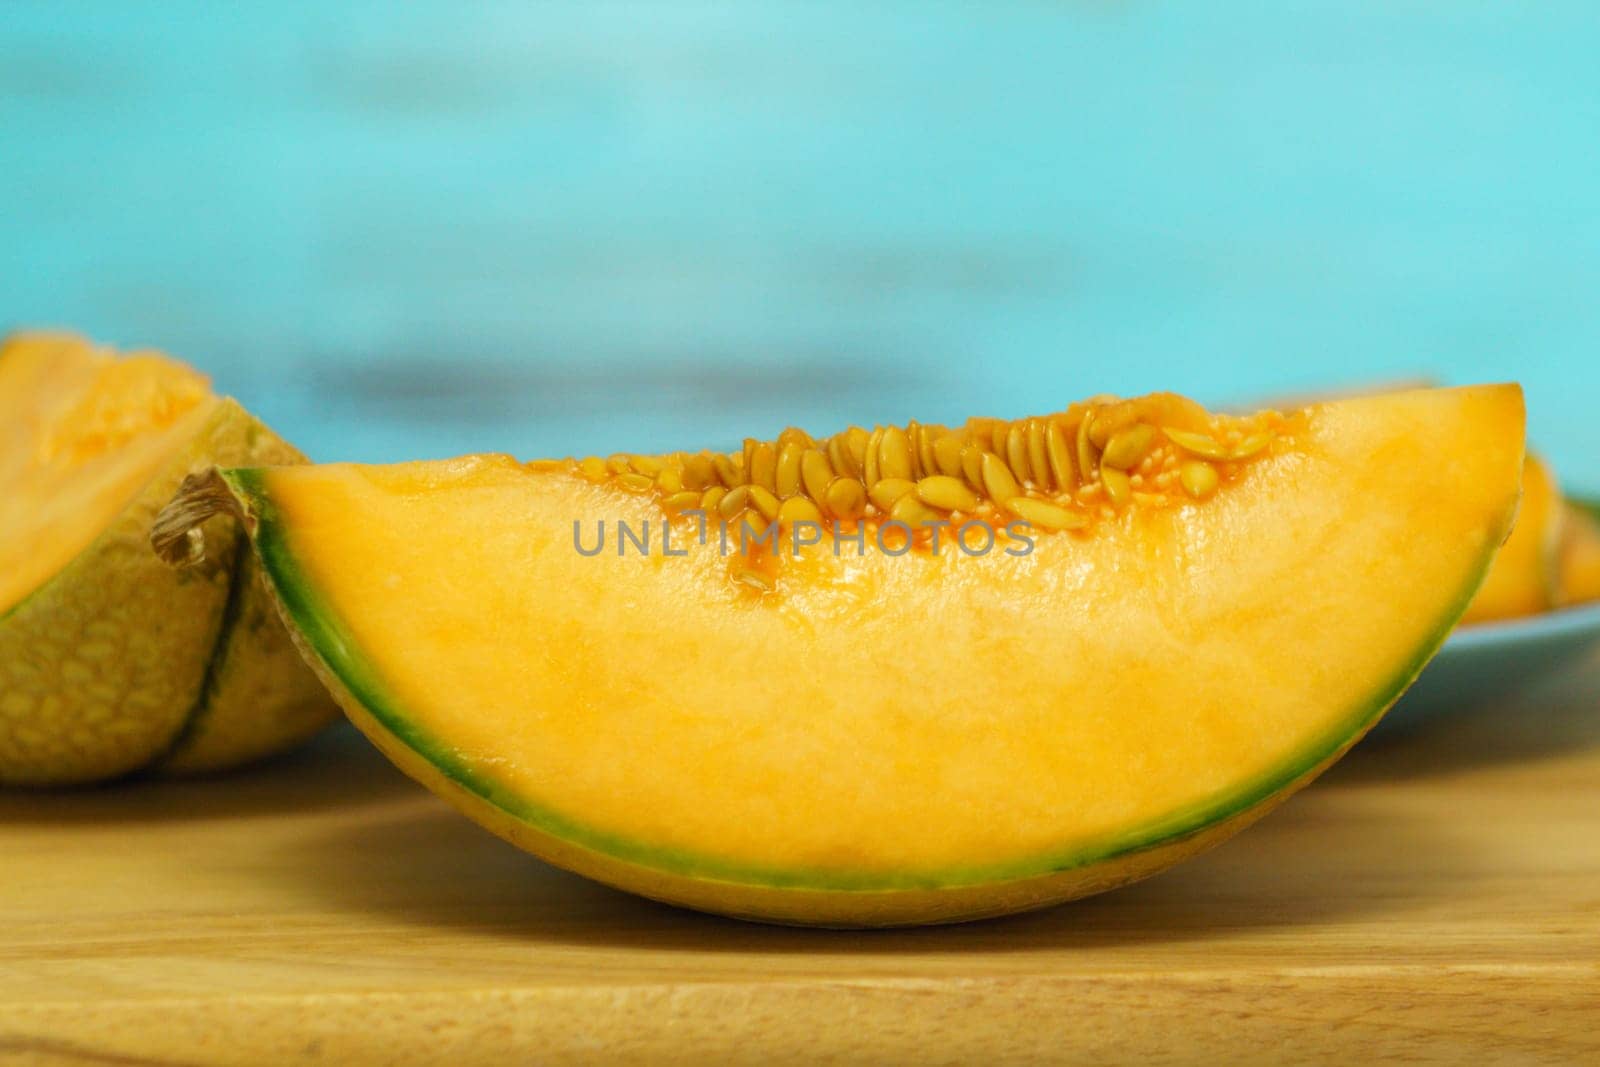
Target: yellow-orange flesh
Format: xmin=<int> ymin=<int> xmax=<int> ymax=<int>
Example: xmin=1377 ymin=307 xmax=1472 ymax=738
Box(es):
xmin=236 ymin=385 xmax=1523 ymax=901
xmin=1557 ymin=502 xmax=1600 ymax=607
xmin=0 ymin=334 xmax=214 ymax=614
xmin=1461 ymin=454 xmax=1563 ymax=624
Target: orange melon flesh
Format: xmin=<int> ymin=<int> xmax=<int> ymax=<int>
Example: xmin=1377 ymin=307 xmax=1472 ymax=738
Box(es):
xmin=1461 ymin=454 xmax=1563 ymax=624
xmin=0 ymin=331 xmax=338 ymax=784
xmin=0 ymin=334 xmax=214 ymax=614
xmin=1556 ymin=500 xmax=1600 ymax=607
xmin=192 ymin=385 xmax=1522 ymax=925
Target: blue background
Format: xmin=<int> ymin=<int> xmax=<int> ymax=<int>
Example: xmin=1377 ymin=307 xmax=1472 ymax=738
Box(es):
xmin=4 ymin=2 xmax=1597 ymax=482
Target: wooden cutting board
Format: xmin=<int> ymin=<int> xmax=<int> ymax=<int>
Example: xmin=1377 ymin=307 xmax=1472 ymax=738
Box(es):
xmin=3 ymin=667 xmax=1598 ymax=1066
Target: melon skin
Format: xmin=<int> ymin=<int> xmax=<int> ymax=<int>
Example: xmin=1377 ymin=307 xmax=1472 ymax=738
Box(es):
xmin=0 ymin=334 xmax=338 ymax=786
xmin=156 ymin=385 xmax=1525 ymax=926
xmin=0 ymin=404 xmax=244 ymax=784
xmin=154 ymin=549 xmax=337 ymax=776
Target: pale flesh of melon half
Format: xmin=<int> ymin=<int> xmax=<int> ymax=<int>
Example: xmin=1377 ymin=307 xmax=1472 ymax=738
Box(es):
xmin=0 ymin=332 xmax=336 ymax=784
xmin=157 ymin=385 xmax=1524 ymax=925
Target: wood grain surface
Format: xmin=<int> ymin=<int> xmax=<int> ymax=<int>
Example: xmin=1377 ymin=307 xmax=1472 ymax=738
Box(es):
xmin=3 ymin=664 xmax=1598 ymax=1066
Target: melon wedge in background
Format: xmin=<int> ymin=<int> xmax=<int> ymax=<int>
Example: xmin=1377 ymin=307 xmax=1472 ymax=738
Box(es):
xmin=1556 ymin=499 xmax=1600 ymax=608
xmin=1456 ymin=455 xmax=1600 ymax=623
xmin=156 ymin=385 xmax=1524 ymax=926
xmin=0 ymin=333 xmax=337 ymax=785
xmin=1460 ymin=454 xmax=1564 ymax=625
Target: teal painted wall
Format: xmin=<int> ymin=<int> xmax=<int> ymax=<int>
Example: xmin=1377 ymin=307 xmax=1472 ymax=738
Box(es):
xmin=4 ymin=3 xmax=1597 ymax=481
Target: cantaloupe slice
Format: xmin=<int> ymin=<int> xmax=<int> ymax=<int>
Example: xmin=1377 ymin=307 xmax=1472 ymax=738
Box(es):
xmin=1556 ymin=499 xmax=1600 ymax=608
xmin=0 ymin=332 xmax=337 ymax=785
xmin=156 ymin=385 xmax=1523 ymax=925
xmin=1461 ymin=453 xmax=1564 ymax=625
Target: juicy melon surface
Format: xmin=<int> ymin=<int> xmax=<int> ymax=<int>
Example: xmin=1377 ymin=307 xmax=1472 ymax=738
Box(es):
xmin=221 ymin=386 xmax=1523 ymax=919
xmin=0 ymin=334 xmax=215 ymax=615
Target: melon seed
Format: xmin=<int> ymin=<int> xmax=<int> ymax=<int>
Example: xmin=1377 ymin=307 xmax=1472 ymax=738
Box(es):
xmin=1045 ymin=421 xmax=1074 ymax=490
xmin=960 ymin=443 xmax=985 ymax=491
xmin=617 ymin=472 xmax=654 ymax=493
xmin=713 ymin=453 xmax=742 ymax=487
xmin=718 ymin=485 xmax=750 ymax=520
xmin=1005 ymin=423 xmax=1029 ymax=486
xmin=682 ymin=453 xmax=717 ymax=490
xmin=801 ymin=449 xmax=833 ymax=503
xmin=889 ymin=494 xmax=943 ymax=527
xmin=655 ymin=467 xmax=684 ymax=494
xmin=1088 ymin=401 xmax=1139 ymax=448
xmin=824 ymin=477 xmax=867 ymax=519
xmin=864 ymin=427 xmax=885 ymax=487
xmin=1228 ymin=432 xmax=1272 ymax=460
xmin=749 ymin=443 xmax=778 ymax=493
xmin=748 ymin=485 xmax=782 ymax=521
xmin=1100 ymin=466 xmax=1132 ymax=506
xmin=1076 ymin=413 xmax=1097 ymax=484
xmin=1008 ymin=497 xmax=1088 ymax=531
xmin=845 ymin=427 xmax=870 ymax=470
xmin=933 ymin=434 xmax=965 ymax=479
xmin=880 ymin=426 xmax=914 ymax=482
xmin=1180 ymin=460 xmax=1220 ymax=498
xmin=980 ymin=451 xmax=1021 ymax=503
xmin=1101 ymin=423 xmax=1157 ymax=470
xmin=778 ymin=496 xmax=822 ymax=525
xmin=777 ymin=426 xmax=815 ymax=451
xmin=1027 ymin=419 xmax=1049 ymax=489
xmin=629 ymin=454 xmax=665 ymax=477
xmin=917 ymin=424 xmax=941 ymax=478
xmin=868 ymin=478 xmax=918 ymax=512
xmin=775 ymin=441 xmax=804 ymax=498
xmin=663 ymin=491 xmax=702 ymax=512
xmin=827 ymin=436 xmax=855 ymax=479
xmin=917 ymin=475 xmax=979 ymax=513
xmin=1163 ymin=428 xmax=1231 ymax=461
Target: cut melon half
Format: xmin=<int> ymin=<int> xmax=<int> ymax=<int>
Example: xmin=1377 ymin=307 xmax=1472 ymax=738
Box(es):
xmin=157 ymin=385 xmax=1524 ymax=925
xmin=0 ymin=332 xmax=337 ymax=784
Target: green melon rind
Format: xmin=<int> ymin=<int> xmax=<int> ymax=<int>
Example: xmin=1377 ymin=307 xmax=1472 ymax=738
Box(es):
xmin=228 ymin=465 xmax=1509 ymax=893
